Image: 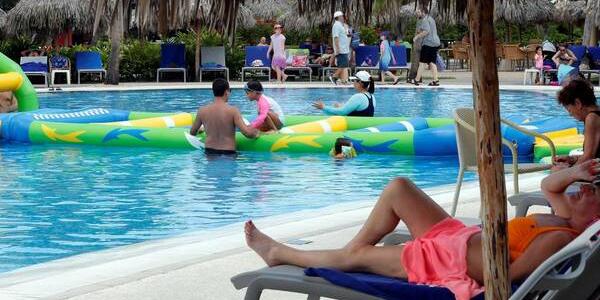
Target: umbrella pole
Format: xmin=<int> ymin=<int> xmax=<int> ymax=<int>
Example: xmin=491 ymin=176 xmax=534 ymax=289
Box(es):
xmin=467 ymin=0 xmax=510 ymax=299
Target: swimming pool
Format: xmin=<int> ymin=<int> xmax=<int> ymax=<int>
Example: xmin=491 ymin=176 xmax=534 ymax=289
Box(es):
xmin=0 ymin=87 xmax=577 ymax=272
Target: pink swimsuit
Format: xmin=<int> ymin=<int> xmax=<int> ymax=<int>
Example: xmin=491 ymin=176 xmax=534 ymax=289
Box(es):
xmin=401 ymin=218 xmax=484 ymax=300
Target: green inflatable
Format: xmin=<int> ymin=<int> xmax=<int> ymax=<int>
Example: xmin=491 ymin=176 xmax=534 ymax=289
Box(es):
xmin=0 ymin=52 xmax=39 ymax=112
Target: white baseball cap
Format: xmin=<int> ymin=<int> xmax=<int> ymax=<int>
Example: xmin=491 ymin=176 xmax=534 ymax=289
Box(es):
xmin=333 ymin=11 xmax=344 ymax=18
xmin=349 ymin=71 xmax=371 ymax=82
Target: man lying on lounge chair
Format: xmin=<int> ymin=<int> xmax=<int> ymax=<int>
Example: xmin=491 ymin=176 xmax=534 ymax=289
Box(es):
xmin=245 ymin=160 xmax=600 ymax=300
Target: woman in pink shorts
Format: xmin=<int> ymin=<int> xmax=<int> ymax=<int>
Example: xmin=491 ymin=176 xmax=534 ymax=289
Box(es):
xmin=245 ymin=159 xmax=600 ymax=300
xmin=267 ymin=24 xmax=288 ymax=83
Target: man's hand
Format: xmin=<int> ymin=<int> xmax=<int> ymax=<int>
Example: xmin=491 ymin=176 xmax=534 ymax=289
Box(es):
xmin=572 ymin=159 xmax=600 ymax=182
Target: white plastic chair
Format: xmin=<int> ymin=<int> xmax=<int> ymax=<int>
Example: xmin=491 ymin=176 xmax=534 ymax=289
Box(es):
xmin=452 ymin=108 xmax=556 ymax=216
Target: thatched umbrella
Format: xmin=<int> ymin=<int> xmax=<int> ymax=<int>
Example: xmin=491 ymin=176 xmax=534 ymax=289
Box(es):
xmin=588 ymin=0 xmax=600 ymax=28
xmin=242 ymin=0 xmax=291 ymax=21
xmin=494 ymin=0 xmax=554 ymax=25
xmin=553 ymin=0 xmax=587 ymax=23
xmin=4 ymin=0 xmax=95 ymax=39
xmin=0 ymin=8 xmax=6 ymax=30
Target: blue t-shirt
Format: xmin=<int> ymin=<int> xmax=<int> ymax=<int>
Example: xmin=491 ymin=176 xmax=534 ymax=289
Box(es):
xmin=323 ymin=93 xmax=376 ymax=116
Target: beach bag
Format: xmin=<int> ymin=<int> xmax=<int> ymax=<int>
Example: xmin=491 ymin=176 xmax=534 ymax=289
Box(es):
xmin=435 ymin=54 xmax=446 ymax=72
xmin=291 ymin=55 xmax=308 ymax=67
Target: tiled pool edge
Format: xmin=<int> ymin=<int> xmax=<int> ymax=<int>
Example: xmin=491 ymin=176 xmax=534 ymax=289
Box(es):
xmin=35 ymin=83 xmax=600 ymax=94
xmin=0 ymin=173 xmax=546 ymax=300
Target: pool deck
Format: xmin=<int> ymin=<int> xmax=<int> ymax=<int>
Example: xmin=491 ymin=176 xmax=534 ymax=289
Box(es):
xmin=36 ymin=71 xmax=599 ymax=93
xmin=0 ymin=172 xmax=551 ymax=300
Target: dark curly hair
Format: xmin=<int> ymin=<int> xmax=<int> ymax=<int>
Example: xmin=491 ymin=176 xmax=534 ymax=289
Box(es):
xmin=557 ymin=79 xmax=597 ymax=107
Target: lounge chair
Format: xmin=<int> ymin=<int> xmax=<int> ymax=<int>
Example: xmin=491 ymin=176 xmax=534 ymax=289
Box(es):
xmin=75 ymin=51 xmax=106 ymax=84
xmin=49 ymin=55 xmax=71 ymax=85
xmin=452 ymin=108 xmax=556 ymax=216
xmin=581 ymin=47 xmax=600 ymax=85
xmin=241 ymin=46 xmax=271 ymax=82
xmin=567 ymin=45 xmax=586 ymax=69
xmin=231 ymin=218 xmax=600 ymax=300
xmin=156 ymin=43 xmax=187 ymax=82
xmin=388 ymin=45 xmax=409 ymax=79
xmin=199 ymin=46 xmax=229 ymax=82
xmin=20 ymin=56 xmax=48 ymax=86
xmin=284 ymin=49 xmax=312 ymax=82
xmin=354 ymin=45 xmax=380 ymax=73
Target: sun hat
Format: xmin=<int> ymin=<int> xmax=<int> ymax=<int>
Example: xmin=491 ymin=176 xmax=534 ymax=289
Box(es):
xmin=349 ymin=70 xmax=371 ymax=82
xmin=333 ymin=11 xmax=344 ymax=18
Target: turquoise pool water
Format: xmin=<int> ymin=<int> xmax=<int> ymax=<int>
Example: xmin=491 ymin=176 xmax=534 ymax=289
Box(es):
xmin=0 ymin=88 xmax=575 ymax=272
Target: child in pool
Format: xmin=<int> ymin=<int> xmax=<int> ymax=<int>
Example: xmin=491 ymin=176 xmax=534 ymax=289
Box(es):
xmin=330 ymin=137 xmax=357 ymax=159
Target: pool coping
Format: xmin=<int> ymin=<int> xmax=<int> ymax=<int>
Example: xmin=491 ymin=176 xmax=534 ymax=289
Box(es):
xmin=0 ymin=172 xmax=547 ymax=300
xmin=34 ymin=82 xmax=600 ymax=94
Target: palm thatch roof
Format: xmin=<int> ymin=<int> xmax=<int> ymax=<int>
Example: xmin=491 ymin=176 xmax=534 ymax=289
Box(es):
xmin=4 ymin=0 xmax=95 ymax=39
xmin=495 ymin=0 xmax=553 ymax=25
xmin=0 ymin=8 xmax=6 ymax=29
xmin=553 ymin=0 xmax=586 ymax=23
xmin=242 ymin=0 xmax=291 ymax=21
xmin=587 ymin=0 xmax=600 ymax=28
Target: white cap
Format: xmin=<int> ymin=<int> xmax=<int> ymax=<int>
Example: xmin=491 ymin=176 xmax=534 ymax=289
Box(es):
xmin=349 ymin=71 xmax=371 ymax=82
xmin=333 ymin=11 xmax=344 ymax=19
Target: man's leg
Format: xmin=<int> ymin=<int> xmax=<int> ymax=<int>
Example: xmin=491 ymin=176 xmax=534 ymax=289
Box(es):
xmin=415 ymin=63 xmax=426 ymax=81
xmin=429 ymin=62 xmax=439 ymax=81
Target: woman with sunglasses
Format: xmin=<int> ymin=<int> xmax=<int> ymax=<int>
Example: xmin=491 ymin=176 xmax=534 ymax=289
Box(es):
xmin=552 ymin=43 xmax=577 ymax=67
xmin=244 ymin=159 xmax=600 ymax=300
xmin=267 ymin=24 xmax=288 ymax=83
xmin=312 ymin=71 xmax=375 ymax=117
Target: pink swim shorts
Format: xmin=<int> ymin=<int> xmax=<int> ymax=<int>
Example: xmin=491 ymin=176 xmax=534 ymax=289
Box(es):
xmin=401 ymin=217 xmax=484 ymax=300
xmin=271 ymin=55 xmax=287 ymax=69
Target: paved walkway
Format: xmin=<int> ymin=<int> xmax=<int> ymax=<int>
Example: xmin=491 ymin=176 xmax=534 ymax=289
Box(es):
xmin=0 ymin=173 xmax=550 ymax=300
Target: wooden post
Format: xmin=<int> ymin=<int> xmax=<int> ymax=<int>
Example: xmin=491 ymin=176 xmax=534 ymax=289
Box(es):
xmin=467 ymin=0 xmax=510 ymax=299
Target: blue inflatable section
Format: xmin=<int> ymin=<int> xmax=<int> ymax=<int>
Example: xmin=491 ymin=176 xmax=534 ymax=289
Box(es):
xmin=502 ymin=117 xmax=577 ymax=156
xmin=0 ymin=108 xmax=130 ymax=143
xmin=414 ymin=124 xmax=457 ymax=156
xmin=354 ymin=117 xmax=430 ymax=132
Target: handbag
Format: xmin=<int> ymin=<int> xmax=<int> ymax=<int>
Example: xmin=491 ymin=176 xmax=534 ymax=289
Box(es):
xmin=291 ymin=55 xmax=308 ymax=67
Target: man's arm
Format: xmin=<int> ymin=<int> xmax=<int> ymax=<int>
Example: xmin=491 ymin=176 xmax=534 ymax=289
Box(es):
xmin=189 ymin=109 xmax=203 ymax=136
xmin=552 ymin=52 xmax=560 ymax=66
xmin=233 ymin=108 xmax=259 ymax=139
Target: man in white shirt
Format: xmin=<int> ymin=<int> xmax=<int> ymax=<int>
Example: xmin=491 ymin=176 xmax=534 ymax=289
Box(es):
xmin=330 ymin=11 xmax=351 ymax=85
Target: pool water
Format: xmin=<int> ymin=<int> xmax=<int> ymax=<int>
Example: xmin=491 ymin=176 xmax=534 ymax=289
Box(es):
xmin=0 ymin=88 xmax=578 ymax=272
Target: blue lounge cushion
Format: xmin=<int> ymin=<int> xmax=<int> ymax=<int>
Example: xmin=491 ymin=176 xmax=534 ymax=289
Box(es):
xmin=21 ymin=62 xmax=47 ymax=72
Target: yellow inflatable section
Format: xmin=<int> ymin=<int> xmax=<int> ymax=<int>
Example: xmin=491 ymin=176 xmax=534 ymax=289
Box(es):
xmin=0 ymin=72 xmax=23 ymax=92
xmin=279 ymin=116 xmax=348 ymax=134
xmin=101 ymin=113 xmax=193 ymax=128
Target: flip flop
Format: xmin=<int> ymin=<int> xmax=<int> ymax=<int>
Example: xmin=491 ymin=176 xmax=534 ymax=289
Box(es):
xmin=392 ymin=78 xmax=401 ymax=85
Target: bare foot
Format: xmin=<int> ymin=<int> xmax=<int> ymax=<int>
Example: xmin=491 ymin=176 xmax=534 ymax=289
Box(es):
xmin=282 ymin=74 xmax=288 ymax=82
xmin=245 ymin=220 xmax=281 ymax=266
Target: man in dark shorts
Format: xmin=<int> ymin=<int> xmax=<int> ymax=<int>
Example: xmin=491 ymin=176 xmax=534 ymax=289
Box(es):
xmin=330 ymin=11 xmax=351 ymax=85
xmin=410 ymin=6 xmax=441 ymax=86
xmin=189 ymin=78 xmax=259 ymax=155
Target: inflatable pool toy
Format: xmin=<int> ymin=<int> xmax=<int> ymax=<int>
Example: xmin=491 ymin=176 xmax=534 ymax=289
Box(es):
xmin=0 ymin=107 xmax=580 ymax=157
xmin=0 ymin=52 xmax=38 ymax=112
xmin=0 ymin=52 xmax=582 ymax=157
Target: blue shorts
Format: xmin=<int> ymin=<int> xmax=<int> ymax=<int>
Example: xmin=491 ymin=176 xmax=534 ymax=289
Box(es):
xmin=380 ymin=59 xmax=391 ymax=71
xmin=336 ymin=54 xmax=349 ymax=68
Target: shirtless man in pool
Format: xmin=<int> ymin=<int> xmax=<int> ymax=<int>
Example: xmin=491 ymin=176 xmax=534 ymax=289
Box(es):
xmin=189 ymin=78 xmax=259 ymax=155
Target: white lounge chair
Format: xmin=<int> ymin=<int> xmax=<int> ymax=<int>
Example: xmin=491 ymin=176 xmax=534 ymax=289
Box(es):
xmin=20 ymin=56 xmax=48 ymax=86
xmin=232 ymin=218 xmax=600 ymax=300
xmin=452 ymin=108 xmax=556 ymax=216
xmin=199 ymin=46 xmax=229 ymax=82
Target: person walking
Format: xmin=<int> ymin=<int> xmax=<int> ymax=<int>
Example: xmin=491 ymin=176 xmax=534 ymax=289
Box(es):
xmin=267 ymin=24 xmax=288 ymax=83
xmin=409 ymin=6 xmax=441 ymax=86
xmin=329 ymin=11 xmax=351 ymax=85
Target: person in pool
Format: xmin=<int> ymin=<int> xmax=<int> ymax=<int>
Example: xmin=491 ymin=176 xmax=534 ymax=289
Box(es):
xmin=553 ymin=79 xmax=600 ymax=169
xmin=189 ymin=78 xmax=259 ymax=155
xmin=330 ymin=137 xmax=357 ymax=159
xmin=0 ymin=91 xmax=18 ymax=113
xmin=245 ymin=160 xmax=600 ymax=300
xmin=312 ymin=70 xmax=375 ymax=117
xmin=245 ymin=80 xmax=285 ymax=133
